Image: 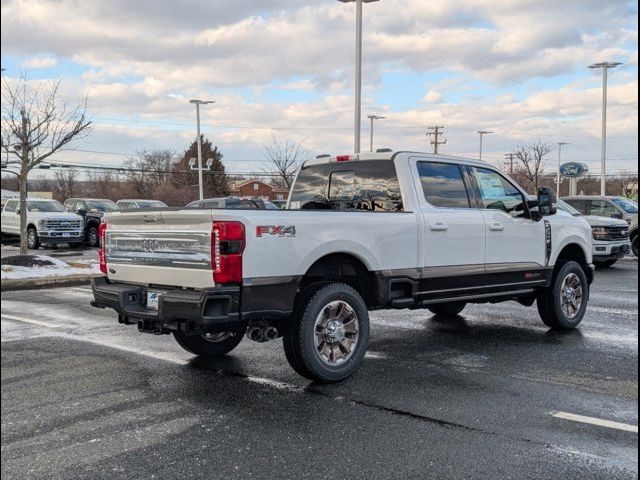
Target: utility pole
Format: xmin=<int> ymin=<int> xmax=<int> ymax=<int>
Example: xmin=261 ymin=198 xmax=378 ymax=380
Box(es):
xmin=504 ymin=153 xmax=515 ymax=175
xmin=189 ymin=99 xmax=215 ymax=200
xmin=426 ymin=126 xmax=446 ymax=155
xmin=477 ymin=130 xmax=493 ymax=161
xmin=557 ymin=142 xmax=569 ymax=193
xmin=338 ymin=0 xmax=380 ymax=154
xmin=588 ymin=61 xmax=622 ymax=196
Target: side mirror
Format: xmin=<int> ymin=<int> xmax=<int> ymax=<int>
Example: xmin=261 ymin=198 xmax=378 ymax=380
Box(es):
xmin=77 ymin=208 xmax=87 ymax=215
xmin=537 ymin=187 xmax=557 ymax=217
xmin=611 ymin=212 xmax=624 ymax=220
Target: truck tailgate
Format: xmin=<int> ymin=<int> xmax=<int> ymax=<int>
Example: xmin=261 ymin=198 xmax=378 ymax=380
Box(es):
xmin=103 ymin=209 xmax=214 ymax=289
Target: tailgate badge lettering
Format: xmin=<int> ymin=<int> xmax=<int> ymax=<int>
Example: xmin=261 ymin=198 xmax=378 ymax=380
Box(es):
xmin=256 ymin=225 xmax=296 ymax=238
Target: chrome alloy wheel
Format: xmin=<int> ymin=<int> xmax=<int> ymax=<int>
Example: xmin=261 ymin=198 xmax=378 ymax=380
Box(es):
xmin=202 ymin=332 xmax=233 ymax=343
xmin=560 ymin=273 xmax=584 ymax=319
xmin=313 ymin=300 xmax=359 ymax=365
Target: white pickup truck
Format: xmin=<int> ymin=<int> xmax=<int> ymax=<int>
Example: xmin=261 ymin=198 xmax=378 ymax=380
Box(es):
xmin=1 ymin=199 xmax=84 ymax=249
xmin=91 ymin=151 xmax=594 ymax=382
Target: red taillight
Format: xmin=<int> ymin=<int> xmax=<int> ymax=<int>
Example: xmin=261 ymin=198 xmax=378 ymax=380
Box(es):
xmin=336 ymin=155 xmax=352 ymax=162
xmin=98 ymin=222 xmax=107 ymax=275
xmin=211 ymin=221 xmax=245 ymax=285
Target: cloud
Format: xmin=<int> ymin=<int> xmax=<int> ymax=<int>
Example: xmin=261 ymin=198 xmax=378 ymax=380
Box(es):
xmin=21 ymin=55 xmax=58 ymax=69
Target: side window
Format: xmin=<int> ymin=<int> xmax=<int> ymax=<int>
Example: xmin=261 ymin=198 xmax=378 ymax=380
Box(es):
xmin=203 ymin=201 xmax=219 ymax=208
xmin=4 ymin=200 xmax=18 ymax=212
xmin=417 ymin=162 xmax=471 ymax=209
xmin=565 ymin=199 xmax=589 ymax=215
xmin=590 ymin=200 xmax=619 ymax=217
xmin=472 ymin=167 xmax=527 ymax=217
xmin=64 ymin=200 xmax=75 ymax=211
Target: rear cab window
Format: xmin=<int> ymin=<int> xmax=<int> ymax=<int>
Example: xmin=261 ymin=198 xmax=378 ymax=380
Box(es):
xmin=289 ymin=160 xmax=403 ymax=212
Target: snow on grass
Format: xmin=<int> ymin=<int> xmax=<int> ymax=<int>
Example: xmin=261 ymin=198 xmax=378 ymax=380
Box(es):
xmin=1 ymin=255 xmax=100 ymax=280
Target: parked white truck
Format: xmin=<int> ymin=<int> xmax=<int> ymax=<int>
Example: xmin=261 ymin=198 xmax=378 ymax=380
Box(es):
xmin=91 ymin=152 xmax=594 ymax=382
xmin=1 ymin=199 xmax=84 ymax=249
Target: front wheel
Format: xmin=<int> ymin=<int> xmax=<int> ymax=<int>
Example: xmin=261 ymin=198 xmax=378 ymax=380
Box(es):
xmin=632 ymin=234 xmax=638 ymax=258
xmin=87 ymin=226 xmax=99 ymax=248
xmin=173 ymin=326 xmax=245 ymax=357
xmin=27 ymin=227 xmax=40 ymax=250
xmin=283 ymin=283 xmax=369 ymax=383
xmin=537 ymin=261 xmax=589 ymax=329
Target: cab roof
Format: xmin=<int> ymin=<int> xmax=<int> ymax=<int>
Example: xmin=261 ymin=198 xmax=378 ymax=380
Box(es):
xmin=303 ymin=150 xmax=497 ymax=170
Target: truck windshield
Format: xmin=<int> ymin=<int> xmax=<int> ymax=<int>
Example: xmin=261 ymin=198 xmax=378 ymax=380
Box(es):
xmin=27 ymin=201 xmax=65 ymax=212
xmin=557 ymin=199 xmax=582 ymax=217
xmin=136 ymin=201 xmax=167 ymax=208
xmin=611 ymin=197 xmax=638 ymax=214
xmin=289 ymin=160 xmax=403 ymax=212
xmin=86 ymin=200 xmax=119 ymax=212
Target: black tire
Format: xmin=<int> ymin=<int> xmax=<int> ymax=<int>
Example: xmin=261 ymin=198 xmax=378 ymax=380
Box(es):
xmin=27 ymin=227 xmax=40 ymax=250
xmin=87 ymin=226 xmax=99 ymax=248
xmin=594 ymin=259 xmax=618 ymax=268
xmin=632 ymin=233 xmax=638 ymax=258
xmin=537 ymin=261 xmax=589 ymax=330
xmin=428 ymin=302 xmax=466 ymax=316
xmin=283 ymin=282 xmax=369 ymax=383
xmin=173 ymin=325 xmax=245 ymax=357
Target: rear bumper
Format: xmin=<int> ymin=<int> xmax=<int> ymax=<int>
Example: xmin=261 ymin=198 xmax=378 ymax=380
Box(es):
xmin=91 ymin=276 xmax=243 ymax=335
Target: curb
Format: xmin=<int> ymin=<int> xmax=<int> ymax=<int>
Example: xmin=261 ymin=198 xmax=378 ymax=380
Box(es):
xmin=1 ymin=274 xmax=99 ymax=292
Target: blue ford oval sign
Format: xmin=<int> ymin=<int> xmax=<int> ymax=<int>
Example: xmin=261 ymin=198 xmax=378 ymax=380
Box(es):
xmin=560 ymin=162 xmax=589 ymax=178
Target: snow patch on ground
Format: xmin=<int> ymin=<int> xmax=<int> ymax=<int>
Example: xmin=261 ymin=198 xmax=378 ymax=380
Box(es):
xmin=1 ymin=256 xmax=99 ymax=280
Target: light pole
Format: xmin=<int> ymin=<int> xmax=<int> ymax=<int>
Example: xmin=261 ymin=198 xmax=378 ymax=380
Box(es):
xmin=338 ymin=0 xmax=379 ymax=154
xmin=367 ymin=114 xmax=386 ymax=152
xmin=588 ymin=61 xmax=622 ymax=196
xmin=556 ymin=142 xmax=569 ymax=193
xmin=477 ymin=130 xmax=492 ymax=161
xmin=189 ymin=99 xmax=215 ymax=200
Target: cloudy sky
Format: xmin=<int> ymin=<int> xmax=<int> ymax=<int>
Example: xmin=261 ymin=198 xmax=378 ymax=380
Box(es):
xmin=1 ymin=0 xmax=638 ymax=175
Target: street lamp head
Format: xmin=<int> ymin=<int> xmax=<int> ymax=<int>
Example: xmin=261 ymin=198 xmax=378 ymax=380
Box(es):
xmin=367 ymin=114 xmax=386 ymax=120
xmin=338 ymin=0 xmax=380 ymax=3
xmin=558 ymin=142 xmax=570 ymax=146
xmin=478 ymin=130 xmax=493 ymax=135
xmin=588 ymin=62 xmax=623 ymax=69
xmin=189 ymin=99 xmax=215 ymax=105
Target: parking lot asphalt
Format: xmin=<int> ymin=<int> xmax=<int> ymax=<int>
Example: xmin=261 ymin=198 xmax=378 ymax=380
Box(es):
xmin=1 ymin=242 xmax=97 ymax=261
xmin=1 ymin=259 xmax=638 ymax=479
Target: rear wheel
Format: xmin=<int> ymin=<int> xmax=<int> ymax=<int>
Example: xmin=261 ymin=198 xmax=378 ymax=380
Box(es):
xmin=428 ymin=302 xmax=466 ymax=317
xmin=173 ymin=326 xmax=245 ymax=357
xmin=537 ymin=261 xmax=588 ymax=329
xmin=632 ymin=233 xmax=638 ymax=258
xmin=283 ymin=283 xmax=369 ymax=383
xmin=27 ymin=227 xmax=40 ymax=250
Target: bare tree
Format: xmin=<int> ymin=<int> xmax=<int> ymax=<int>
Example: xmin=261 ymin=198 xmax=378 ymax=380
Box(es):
xmin=1 ymin=73 xmax=91 ymax=253
xmin=53 ymin=168 xmax=78 ymax=201
xmin=512 ymin=139 xmax=553 ymax=194
xmin=263 ymin=135 xmax=309 ymax=190
xmin=125 ymin=149 xmax=175 ymax=198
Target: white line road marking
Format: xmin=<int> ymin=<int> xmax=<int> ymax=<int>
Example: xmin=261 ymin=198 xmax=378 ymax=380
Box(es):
xmin=365 ymin=351 xmax=389 ymax=360
xmin=71 ymin=287 xmax=93 ymax=293
xmin=552 ymin=411 xmax=638 ymax=433
xmin=1 ymin=314 xmax=62 ymax=329
xmin=76 ymin=336 xmax=191 ymax=366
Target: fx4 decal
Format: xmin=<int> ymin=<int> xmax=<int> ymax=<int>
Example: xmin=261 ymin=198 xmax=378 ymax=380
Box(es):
xmin=256 ymin=225 xmax=296 ymax=238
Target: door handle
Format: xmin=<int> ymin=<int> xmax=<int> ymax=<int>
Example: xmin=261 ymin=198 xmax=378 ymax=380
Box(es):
xmin=430 ymin=222 xmax=449 ymax=231
xmin=489 ymin=223 xmax=505 ymax=232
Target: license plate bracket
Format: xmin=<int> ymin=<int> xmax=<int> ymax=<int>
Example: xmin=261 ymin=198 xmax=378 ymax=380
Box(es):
xmin=146 ymin=290 xmax=163 ymax=310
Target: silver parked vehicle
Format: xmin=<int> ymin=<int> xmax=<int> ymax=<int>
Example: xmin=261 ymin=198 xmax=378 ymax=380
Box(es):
xmin=116 ymin=199 xmax=168 ymax=210
xmin=563 ymin=196 xmax=638 ymax=257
